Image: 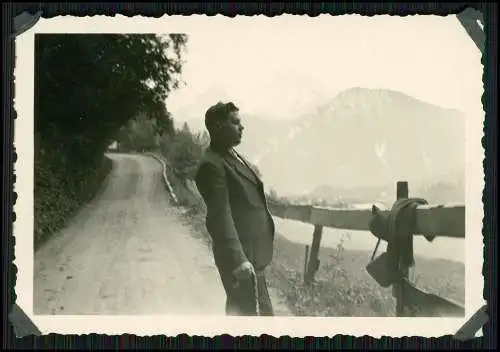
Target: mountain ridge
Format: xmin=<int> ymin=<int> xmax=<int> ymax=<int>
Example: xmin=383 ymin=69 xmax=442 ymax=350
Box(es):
xmin=247 ymin=87 xmax=466 ymax=202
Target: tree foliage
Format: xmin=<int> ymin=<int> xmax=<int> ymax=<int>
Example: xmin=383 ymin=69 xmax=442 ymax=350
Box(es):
xmin=117 ymin=112 xmax=166 ymax=152
xmin=159 ymin=123 xmax=205 ymax=180
xmin=36 ymin=33 xmax=187 ymax=165
xmin=34 ymin=33 xmax=187 ymax=246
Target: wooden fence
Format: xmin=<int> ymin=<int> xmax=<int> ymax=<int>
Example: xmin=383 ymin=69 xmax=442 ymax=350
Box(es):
xmin=267 ymin=181 xmax=466 ymax=317
xmin=151 ymin=149 xmax=466 ymax=317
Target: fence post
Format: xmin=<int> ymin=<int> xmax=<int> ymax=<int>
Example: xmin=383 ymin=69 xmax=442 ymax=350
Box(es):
xmin=394 ymin=181 xmax=409 ymax=317
xmin=305 ymin=225 xmax=323 ymax=284
xmin=304 ymin=245 xmax=310 ymax=283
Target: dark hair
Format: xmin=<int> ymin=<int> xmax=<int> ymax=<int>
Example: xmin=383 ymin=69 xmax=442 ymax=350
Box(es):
xmin=205 ymin=101 xmax=239 ymax=134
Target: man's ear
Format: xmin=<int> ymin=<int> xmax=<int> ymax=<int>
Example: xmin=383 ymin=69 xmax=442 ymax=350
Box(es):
xmin=213 ymin=121 xmax=224 ymax=132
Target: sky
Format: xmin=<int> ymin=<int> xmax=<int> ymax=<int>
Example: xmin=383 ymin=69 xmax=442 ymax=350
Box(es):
xmin=165 ymin=15 xmax=483 ymax=126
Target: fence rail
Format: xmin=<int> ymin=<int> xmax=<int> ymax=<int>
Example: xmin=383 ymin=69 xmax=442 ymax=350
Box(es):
xmin=267 ymin=202 xmax=465 ymax=238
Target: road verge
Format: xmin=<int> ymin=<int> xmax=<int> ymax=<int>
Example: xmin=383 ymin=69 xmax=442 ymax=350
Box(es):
xmin=143 ymin=152 xmax=179 ymax=205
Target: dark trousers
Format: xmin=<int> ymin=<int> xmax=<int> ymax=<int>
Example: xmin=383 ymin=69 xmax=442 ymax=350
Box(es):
xmin=225 ymin=270 xmax=274 ymax=316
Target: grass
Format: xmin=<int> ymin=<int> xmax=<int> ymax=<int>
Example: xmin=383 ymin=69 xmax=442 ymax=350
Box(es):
xmin=173 ymin=177 xmax=465 ymax=317
xmin=266 ymin=233 xmax=465 ymax=317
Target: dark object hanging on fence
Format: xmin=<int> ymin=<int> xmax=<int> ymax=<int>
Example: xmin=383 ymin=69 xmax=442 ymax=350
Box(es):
xmin=366 ymin=197 xmax=429 ymax=288
xmin=366 ymin=182 xmax=465 ymax=317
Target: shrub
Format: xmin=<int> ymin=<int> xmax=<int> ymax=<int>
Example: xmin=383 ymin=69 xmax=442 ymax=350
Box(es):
xmin=147 ymin=125 xmax=203 ymax=209
xmin=34 ymin=141 xmax=112 ymax=249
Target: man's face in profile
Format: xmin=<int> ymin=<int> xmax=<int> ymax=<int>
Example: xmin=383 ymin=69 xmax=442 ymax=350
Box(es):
xmin=221 ymin=111 xmax=244 ymax=147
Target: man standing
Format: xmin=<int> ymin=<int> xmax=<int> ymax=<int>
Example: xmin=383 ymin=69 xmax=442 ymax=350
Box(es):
xmin=195 ymin=101 xmax=275 ymax=316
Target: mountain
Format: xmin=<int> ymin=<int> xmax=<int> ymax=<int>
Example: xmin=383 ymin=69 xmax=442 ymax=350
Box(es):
xmin=253 ymin=87 xmax=466 ymax=203
xmin=236 ymin=115 xmax=297 ymax=163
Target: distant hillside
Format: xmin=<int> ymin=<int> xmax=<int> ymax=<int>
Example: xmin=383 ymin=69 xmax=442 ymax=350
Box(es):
xmin=254 ymin=87 xmax=466 ymax=203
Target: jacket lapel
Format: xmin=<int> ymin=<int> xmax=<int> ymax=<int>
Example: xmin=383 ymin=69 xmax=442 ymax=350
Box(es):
xmin=207 ymin=145 xmax=261 ymax=185
xmin=233 ymin=150 xmax=263 ymax=182
xmin=224 ymin=153 xmax=259 ymax=185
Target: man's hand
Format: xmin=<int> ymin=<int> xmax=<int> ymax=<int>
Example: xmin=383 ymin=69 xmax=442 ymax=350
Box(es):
xmin=232 ymin=261 xmax=255 ymax=286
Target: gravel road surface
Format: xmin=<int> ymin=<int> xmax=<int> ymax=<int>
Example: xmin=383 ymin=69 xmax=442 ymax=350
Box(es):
xmin=34 ymin=153 xmax=228 ymax=315
xmin=34 ymin=153 xmax=290 ymax=316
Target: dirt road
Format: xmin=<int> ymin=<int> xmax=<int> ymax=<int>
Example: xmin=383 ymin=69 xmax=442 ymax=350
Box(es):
xmin=34 ymin=153 xmax=287 ymax=316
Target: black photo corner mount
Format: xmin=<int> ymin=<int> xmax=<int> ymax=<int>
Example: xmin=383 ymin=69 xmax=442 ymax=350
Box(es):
xmin=3 ymin=2 xmax=496 ymax=350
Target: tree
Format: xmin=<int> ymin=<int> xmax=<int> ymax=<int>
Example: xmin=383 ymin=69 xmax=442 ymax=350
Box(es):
xmin=181 ymin=122 xmax=191 ymax=136
xmin=125 ymin=113 xmax=159 ymax=151
xmin=200 ymin=130 xmax=210 ymax=148
xmin=154 ymin=108 xmax=175 ymax=137
xmin=269 ymin=188 xmax=278 ymax=201
xmin=36 ymin=33 xmax=187 ymax=166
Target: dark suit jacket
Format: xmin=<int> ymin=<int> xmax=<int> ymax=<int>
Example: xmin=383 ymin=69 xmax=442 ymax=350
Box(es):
xmin=195 ymin=145 xmax=275 ymax=286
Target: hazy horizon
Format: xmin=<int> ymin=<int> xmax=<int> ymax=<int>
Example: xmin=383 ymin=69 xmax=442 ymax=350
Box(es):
xmin=165 ymin=15 xmax=482 ymax=128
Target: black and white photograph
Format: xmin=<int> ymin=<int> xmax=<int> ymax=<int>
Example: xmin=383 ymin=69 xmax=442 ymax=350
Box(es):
xmin=14 ymin=13 xmax=485 ymax=337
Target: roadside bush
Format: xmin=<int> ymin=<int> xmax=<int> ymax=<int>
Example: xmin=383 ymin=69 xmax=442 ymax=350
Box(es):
xmin=158 ymin=123 xmax=207 ymax=207
xmin=34 ymin=143 xmax=112 ymax=249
